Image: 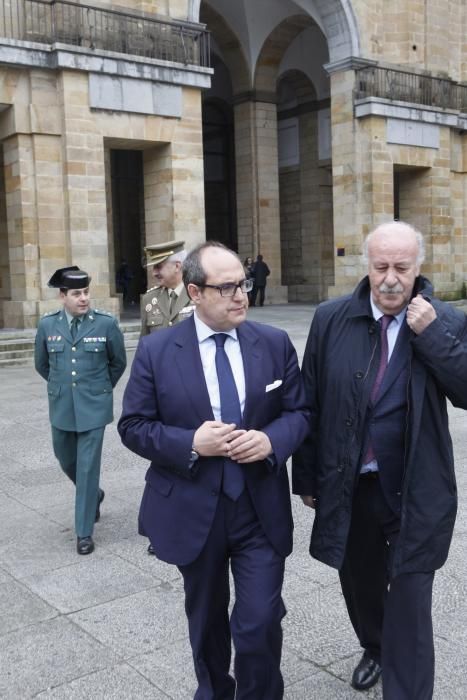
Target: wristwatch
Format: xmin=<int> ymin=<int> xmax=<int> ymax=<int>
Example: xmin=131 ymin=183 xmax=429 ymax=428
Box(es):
xmin=190 ymin=447 xmax=199 ymax=462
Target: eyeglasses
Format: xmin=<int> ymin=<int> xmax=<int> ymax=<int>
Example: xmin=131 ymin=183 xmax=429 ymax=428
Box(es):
xmin=199 ymin=279 xmax=253 ymax=297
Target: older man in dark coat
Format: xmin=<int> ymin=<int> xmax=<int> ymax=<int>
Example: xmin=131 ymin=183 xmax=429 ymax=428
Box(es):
xmin=293 ymin=221 xmax=467 ymax=699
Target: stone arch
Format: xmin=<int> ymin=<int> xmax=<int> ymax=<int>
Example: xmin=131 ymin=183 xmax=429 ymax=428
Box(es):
xmin=190 ymin=1 xmax=360 ymax=64
xmin=254 ymin=15 xmax=315 ymax=94
xmin=199 ymin=3 xmax=250 ymax=94
xmin=296 ymin=0 xmax=360 ymax=61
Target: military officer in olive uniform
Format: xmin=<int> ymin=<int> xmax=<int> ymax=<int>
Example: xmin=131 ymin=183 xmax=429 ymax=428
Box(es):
xmin=35 ymin=267 xmax=127 ymax=555
xmin=140 ymin=240 xmax=194 ymax=337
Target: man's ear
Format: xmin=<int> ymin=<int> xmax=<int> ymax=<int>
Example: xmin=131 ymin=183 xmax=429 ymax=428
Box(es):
xmin=187 ymin=283 xmax=201 ymax=303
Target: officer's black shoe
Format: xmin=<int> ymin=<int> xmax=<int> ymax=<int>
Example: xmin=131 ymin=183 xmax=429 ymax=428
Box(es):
xmin=147 ymin=543 xmax=155 ymax=555
xmin=77 ymin=536 xmax=94 ymax=555
xmin=95 ymin=489 xmax=105 ymax=522
xmin=351 ymin=653 xmax=382 ymax=691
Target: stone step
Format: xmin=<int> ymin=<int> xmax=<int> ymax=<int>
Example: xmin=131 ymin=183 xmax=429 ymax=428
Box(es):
xmin=0 ymin=322 xmax=141 ymax=367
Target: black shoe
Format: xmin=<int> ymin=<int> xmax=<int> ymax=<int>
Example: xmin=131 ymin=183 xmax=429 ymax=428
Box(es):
xmin=77 ymin=536 xmax=94 ymax=555
xmin=147 ymin=543 xmax=155 ymax=555
xmin=351 ymin=653 xmax=382 ymax=690
xmin=95 ymin=489 xmax=105 ymax=522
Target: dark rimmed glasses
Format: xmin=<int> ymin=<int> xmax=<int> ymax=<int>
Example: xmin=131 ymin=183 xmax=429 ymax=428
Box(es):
xmin=198 ymin=279 xmax=253 ymax=297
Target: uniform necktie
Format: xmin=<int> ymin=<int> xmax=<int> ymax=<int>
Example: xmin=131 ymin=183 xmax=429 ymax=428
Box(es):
xmin=364 ymin=314 xmax=394 ymax=464
xmin=213 ymin=333 xmax=244 ymax=501
xmin=70 ymin=317 xmax=80 ymax=340
xmin=169 ymin=290 xmax=177 ymax=315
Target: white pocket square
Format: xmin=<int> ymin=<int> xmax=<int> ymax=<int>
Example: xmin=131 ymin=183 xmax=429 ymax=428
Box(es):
xmin=265 ymin=379 xmax=282 ymax=393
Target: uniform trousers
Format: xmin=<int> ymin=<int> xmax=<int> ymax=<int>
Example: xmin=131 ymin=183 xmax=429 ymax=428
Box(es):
xmin=339 ymin=474 xmax=435 ymax=699
xmin=178 ymin=489 xmax=286 ymax=700
xmin=51 ymin=426 xmax=105 ymax=538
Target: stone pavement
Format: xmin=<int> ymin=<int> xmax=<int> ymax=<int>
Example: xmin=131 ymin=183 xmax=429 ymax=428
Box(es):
xmin=0 ymin=304 xmax=466 ymax=699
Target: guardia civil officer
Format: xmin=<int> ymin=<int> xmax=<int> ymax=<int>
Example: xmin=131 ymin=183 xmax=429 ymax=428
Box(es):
xmin=35 ymin=267 xmax=127 ymax=555
xmin=140 ymin=240 xmax=194 ymax=336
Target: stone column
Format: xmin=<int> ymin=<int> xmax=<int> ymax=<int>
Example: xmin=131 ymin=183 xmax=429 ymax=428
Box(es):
xmin=234 ymin=98 xmax=286 ymax=303
xmin=1 ymin=134 xmax=41 ymax=328
xmin=143 ymin=87 xmax=205 ymax=254
xmin=327 ymin=69 xmax=365 ymax=297
xmin=59 ymin=71 xmax=118 ymax=314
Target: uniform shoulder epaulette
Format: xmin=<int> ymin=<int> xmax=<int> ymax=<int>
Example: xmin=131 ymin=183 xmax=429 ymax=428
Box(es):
xmin=42 ymin=309 xmax=60 ymax=317
xmin=93 ymin=308 xmax=113 ymax=317
xmin=145 ymin=285 xmax=160 ymax=294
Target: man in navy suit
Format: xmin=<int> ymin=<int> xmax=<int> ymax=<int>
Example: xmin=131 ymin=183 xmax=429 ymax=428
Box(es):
xmin=118 ymin=241 xmax=309 ymax=699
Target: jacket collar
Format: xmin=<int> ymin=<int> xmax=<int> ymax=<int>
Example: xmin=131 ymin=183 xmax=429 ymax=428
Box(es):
xmin=347 ymin=275 xmax=434 ymax=319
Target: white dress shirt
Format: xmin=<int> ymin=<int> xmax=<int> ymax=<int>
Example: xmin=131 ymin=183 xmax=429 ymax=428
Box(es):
xmin=193 ymin=312 xmax=246 ymax=421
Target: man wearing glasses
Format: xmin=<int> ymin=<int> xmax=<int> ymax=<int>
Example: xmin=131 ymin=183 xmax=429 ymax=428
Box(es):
xmin=119 ymin=241 xmax=309 ymax=699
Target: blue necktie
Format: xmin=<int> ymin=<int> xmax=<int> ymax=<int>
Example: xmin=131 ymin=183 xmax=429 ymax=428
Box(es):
xmin=213 ymin=333 xmax=245 ymax=501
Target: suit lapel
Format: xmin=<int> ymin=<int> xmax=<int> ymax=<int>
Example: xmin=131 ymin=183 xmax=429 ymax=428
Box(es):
xmin=75 ymin=312 xmax=95 ymax=342
xmin=170 ymin=288 xmax=190 ymax=319
xmin=56 ymin=312 xmax=72 ymax=342
xmin=173 ymin=316 xmax=214 ymax=423
xmin=237 ymin=322 xmax=262 ymax=428
xmin=158 ymin=289 xmax=170 ymax=321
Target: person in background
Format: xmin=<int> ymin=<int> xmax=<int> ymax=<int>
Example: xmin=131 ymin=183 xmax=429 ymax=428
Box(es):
xmin=35 ymin=266 xmax=127 ymax=555
xmin=140 ymin=240 xmax=194 ymax=337
xmin=116 ymin=259 xmax=134 ymax=305
xmin=293 ymin=221 xmax=467 ymax=698
xmin=250 ymin=254 xmax=270 ymax=307
xmin=243 ymin=256 xmax=255 ymax=304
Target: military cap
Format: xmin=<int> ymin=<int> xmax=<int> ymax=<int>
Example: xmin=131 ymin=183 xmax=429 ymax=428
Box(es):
xmin=143 ymin=240 xmax=185 ymax=268
xmin=48 ymin=266 xmax=91 ymax=289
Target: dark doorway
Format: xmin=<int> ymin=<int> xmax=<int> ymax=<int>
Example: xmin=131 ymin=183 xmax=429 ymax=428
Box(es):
xmin=110 ymin=149 xmax=146 ymax=306
xmin=202 ymin=99 xmax=237 ymax=250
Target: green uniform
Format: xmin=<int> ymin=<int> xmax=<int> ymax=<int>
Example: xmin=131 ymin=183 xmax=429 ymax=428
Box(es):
xmin=140 ymin=285 xmax=195 ymax=336
xmin=35 ymin=308 xmax=127 ymax=537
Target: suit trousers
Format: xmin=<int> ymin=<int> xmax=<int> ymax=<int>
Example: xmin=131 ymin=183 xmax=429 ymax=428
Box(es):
xmin=339 ymin=474 xmax=435 ymax=699
xmin=52 ymin=426 xmax=105 ymax=538
xmin=178 ymin=489 xmax=286 ymax=700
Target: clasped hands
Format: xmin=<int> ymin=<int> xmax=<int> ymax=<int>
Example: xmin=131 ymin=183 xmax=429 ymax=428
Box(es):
xmin=193 ymin=421 xmax=272 ymax=463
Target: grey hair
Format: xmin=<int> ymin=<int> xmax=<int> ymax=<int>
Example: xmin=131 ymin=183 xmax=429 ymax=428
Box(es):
xmin=167 ymin=250 xmax=187 ymax=265
xmin=183 ymin=241 xmax=240 ymax=287
xmin=363 ymin=221 xmax=425 ymax=266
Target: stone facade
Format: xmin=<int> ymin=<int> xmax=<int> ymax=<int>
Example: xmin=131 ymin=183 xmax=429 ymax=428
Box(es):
xmin=0 ymin=0 xmax=466 ymax=327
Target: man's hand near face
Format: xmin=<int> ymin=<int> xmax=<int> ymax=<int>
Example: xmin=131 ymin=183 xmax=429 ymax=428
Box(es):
xmin=406 ymin=294 xmax=437 ymax=335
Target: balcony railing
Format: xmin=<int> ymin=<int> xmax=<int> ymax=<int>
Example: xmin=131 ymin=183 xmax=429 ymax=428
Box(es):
xmin=355 ymin=66 xmax=467 ymax=114
xmin=0 ymin=0 xmax=211 ymax=67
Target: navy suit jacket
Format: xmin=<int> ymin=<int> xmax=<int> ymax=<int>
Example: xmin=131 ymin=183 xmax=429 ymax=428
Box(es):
xmin=118 ymin=315 xmax=309 ymax=566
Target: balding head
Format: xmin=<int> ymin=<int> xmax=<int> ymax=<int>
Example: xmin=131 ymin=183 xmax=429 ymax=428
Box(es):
xmin=364 ymin=221 xmax=425 ymax=266
xmin=364 ymin=220 xmax=424 ymax=315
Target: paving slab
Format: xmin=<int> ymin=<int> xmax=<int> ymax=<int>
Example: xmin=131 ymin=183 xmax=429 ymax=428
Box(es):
xmin=0 ymin=578 xmax=57 ymax=634
xmin=0 ymin=617 xmax=118 ymax=699
xmin=22 ymin=553 xmax=159 ymax=613
xmin=69 ymin=587 xmax=189 ymax=658
xmin=35 ymin=663 xmax=169 ymax=700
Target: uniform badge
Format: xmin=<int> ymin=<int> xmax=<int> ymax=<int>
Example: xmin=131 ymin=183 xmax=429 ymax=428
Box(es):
xmin=145 ymin=304 xmax=152 ymax=312
xmin=151 ymin=298 xmax=158 ymax=305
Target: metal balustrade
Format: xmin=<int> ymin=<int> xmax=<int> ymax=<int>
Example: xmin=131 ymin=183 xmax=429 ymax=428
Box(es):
xmin=355 ymin=65 xmax=467 ymax=113
xmin=0 ymin=0 xmax=210 ymax=67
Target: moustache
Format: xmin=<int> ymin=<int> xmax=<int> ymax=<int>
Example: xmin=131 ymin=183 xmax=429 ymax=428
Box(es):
xmin=379 ymin=284 xmax=404 ymax=294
